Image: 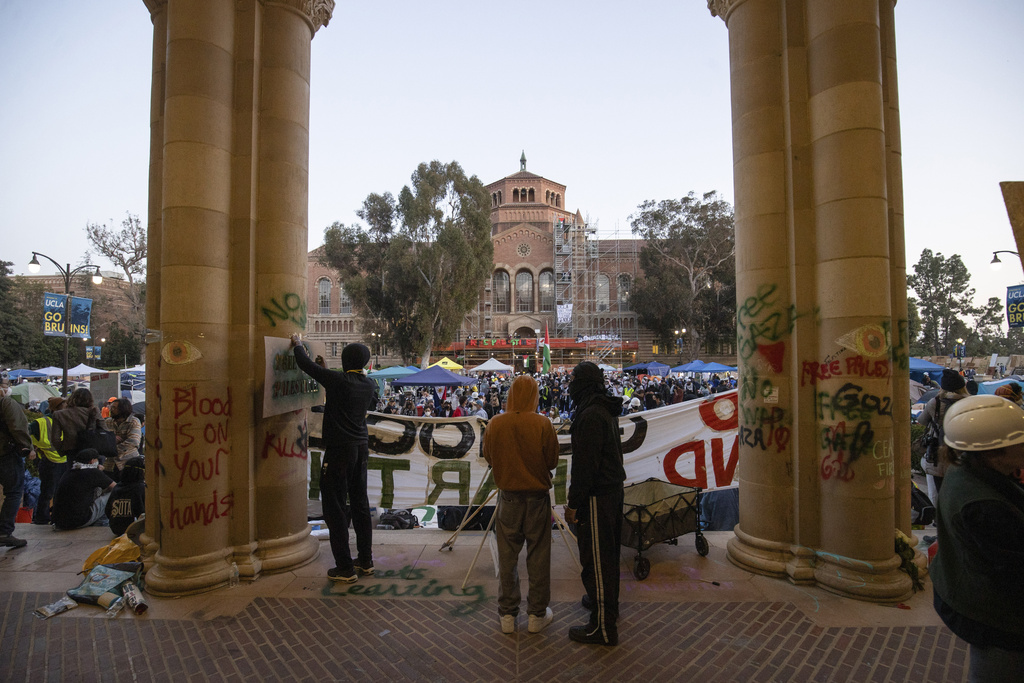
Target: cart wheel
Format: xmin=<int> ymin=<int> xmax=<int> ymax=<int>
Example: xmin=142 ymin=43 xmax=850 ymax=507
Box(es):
xmin=695 ymin=534 xmax=710 ymax=557
xmin=633 ymin=556 xmax=651 ymax=581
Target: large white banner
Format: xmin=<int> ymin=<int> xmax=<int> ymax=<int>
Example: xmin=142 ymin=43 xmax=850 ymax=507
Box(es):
xmin=311 ymin=391 xmax=739 ymax=508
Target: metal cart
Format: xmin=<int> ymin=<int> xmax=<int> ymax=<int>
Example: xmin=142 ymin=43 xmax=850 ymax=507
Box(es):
xmin=621 ymin=478 xmax=708 ymax=580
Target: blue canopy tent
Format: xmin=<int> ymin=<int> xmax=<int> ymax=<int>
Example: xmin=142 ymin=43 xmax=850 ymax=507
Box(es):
xmin=698 ymin=361 xmax=736 ymax=373
xmin=908 ymin=357 xmax=947 ymax=385
xmin=672 ymin=360 xmax=705 ymax=373
xmin=367 ymin=366 xmax=420 ymax=393
xmin=645 ymin=361 xmax=670 ymax=377
xmin=367 ymin=366 xmax=419 ymax=380
xmin=8 ymin=369 xmax=46 ymax=380
xmin=623 ymin=362 xmax=649 ymax=372
xmin=391 ymin=365 xmax=475 ymax=387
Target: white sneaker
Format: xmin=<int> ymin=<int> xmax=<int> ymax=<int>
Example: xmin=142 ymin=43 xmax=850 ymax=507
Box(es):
xmin=528 ymin=607 xmax=554 ymax=634
xmin=500 ymin=614 xmax=516 ymax=634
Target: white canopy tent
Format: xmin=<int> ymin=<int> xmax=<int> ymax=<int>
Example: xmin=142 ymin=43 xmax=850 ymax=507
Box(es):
xmin=34 ymin=366 xmax=64 ymax=377
xmin=68 ymin=363 xmax=104 ymax=376
xmin=467 ymin=357 xmax=514 ymax=373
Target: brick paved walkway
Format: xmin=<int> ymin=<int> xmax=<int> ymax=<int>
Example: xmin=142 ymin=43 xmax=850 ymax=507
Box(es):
xmin=0 ymin=591 xmax=967 ymax=682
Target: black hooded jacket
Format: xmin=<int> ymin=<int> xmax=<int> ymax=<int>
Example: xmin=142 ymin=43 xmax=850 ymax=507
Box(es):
xmin=294 ymin=344 xmax=378 ymax=446
xmin=567 ymin=389 xmax=626 ymax=512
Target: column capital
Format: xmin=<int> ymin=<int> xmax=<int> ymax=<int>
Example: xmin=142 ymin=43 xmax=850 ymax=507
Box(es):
xmin=269 ymin=0 xmax=335 ymax=33
xmin=141 ymin=0 xmax=167 ymax=16
xmin=707 ymin=0 xmax=749 ymax=23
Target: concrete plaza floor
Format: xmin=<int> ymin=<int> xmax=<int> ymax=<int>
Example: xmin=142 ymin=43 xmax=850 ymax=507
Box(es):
xmin=0 ymin=517 xmax=965 ymax=683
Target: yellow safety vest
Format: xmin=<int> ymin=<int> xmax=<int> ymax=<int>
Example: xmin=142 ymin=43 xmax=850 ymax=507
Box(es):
xmin=32 ymin=417 xmax=65 ymax=464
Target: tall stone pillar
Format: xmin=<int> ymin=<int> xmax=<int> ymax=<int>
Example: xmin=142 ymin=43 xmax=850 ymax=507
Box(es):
xmin=713 ymin=0 xmax=913 ymax=601
xmin=141 ymin=0 xmax=333 ymax=595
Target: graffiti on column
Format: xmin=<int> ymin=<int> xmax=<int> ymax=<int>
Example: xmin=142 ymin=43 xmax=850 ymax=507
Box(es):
xmin=736 ymin=284 xmax=797 ymax=372
xmin=261 ymin=292 xmax=307 ymax=328
xmin=167 ymin=385 xmax=234 ymax=528
xmin=261 ymin=417 xmax=309 ymax=460
xmin=814 ymin=323 xmax=896 ymax=485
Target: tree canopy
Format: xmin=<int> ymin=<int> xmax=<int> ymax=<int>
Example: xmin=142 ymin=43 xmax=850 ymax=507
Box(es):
xmin=628 ymin=191 xmax=736 ymax=357
xmin=86 ymin=212 xmax=147 ymax=359
xmin=907 ymin=249 xmax=977 ymax=356
xmin=321 ymin=161 xmax=493 ymax=365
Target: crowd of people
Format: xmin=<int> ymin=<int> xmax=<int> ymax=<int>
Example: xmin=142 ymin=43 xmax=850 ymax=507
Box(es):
xmin=0 ymin=372 xmax=146 ymax=548
xmin=374 ymin=369 xmax=737 ymax=422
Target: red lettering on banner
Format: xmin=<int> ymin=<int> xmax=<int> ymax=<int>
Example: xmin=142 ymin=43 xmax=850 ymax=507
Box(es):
xmin=698 ymin=394 xmax=738 ymax=431
xmin=664 ymin=437 xmax=739 ymax=489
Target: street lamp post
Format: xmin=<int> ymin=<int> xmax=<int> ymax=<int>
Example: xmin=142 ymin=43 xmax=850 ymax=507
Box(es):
xmin=28 ymin=252 xmax=102 ymax=397
xmin=369 ymin=332 xmax=379 ymax=370
xmin=954 ymin=337 xmax=965 ymax=371
xmin=990 ymin=250 xmax=1020 ymax=271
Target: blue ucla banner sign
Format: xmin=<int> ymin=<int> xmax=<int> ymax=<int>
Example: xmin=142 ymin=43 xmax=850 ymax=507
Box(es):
xmin=43 ymin=293 xmax=93 ymax=338
xmin=1007 ymin=286 xmax=1024 ymax=329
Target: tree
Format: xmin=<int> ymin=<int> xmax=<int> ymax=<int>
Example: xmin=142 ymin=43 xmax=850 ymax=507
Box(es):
xmin=906 ymin=296 xmax=926 ymax=357
xmin=906 ymin=249 xmax=977 ymax=356
xmin=85 ymin=212 xmax=146 ymax=359
xmin=101 ymin=322 xmax=142 ymax=368
xmin=628 ymin=191 xmax=735 ymax=357
xmin=0 ymin=261 xmax=37 ymax=365
xmin=321 ymin=161 xmax=494 ymax=365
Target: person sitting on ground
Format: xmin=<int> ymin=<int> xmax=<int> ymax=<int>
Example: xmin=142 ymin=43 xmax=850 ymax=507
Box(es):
xmin=51 ymin=448 xmax=116 ymax=531
xmin=400 ymin=399 xmax=417 ymax=417
xmin=105 ymin=456 xmax=145 ymax=536
xmin=51 ymin=388 xmax=101 ymax=458
xmin=104 ymin=398 xmax=142 ymax=481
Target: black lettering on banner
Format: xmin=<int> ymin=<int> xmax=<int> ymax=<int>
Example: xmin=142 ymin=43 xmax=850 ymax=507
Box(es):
xmin=367 ymin=415 xmax=417 ymax=455
xmin=418 ymin=422 xmax=476 ymax=460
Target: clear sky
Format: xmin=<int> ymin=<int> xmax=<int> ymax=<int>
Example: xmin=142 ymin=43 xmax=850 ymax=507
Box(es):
xmin=1 ymin=0 xmax=1022 ymax=316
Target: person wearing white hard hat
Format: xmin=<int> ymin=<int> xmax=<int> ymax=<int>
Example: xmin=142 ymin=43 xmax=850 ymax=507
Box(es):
xmin=931 ymin=394 xmax=1024 ymax=680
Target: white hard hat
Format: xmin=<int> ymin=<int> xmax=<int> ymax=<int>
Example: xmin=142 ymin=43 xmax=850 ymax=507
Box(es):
xmin=471 ymin=392 xmax=478 ymax=398
xmin=629 ymin=397 xmax=641 ymax=408
xmin=943 ymin=394 xmax=1024 ymax=451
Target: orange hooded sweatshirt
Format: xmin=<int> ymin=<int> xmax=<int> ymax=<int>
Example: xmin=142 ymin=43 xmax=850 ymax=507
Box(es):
xmin=482 ymin=375 xmax=559 ymax=492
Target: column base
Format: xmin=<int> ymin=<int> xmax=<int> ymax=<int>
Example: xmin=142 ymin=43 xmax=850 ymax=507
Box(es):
xmin=145 ymin=546 xmax=240 ymax=597
xmin=256 ymin=525 xmax=319 ymax=573
xmin=728 ymin=525 xmax=916 ymax=603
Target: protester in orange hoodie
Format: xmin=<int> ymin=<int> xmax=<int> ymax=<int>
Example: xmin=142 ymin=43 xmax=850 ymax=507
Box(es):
xmin=482 ymin=375 xmax=559 ymax=635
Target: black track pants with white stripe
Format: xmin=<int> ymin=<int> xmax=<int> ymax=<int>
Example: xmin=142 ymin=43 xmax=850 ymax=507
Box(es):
xmin=577 ymin=489 xmax=624 ymax=634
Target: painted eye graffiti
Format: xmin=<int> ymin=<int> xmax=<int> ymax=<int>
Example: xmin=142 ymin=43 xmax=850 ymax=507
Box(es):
xmin=162 ymin=340 xmax=203 ymax=365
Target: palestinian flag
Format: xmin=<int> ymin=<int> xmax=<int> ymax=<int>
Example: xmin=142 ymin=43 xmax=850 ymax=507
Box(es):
xmin=542 ymin=323 xmax=552 ymax=374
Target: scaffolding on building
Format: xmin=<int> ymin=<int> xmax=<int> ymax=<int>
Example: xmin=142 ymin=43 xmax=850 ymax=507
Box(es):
xmin=553 ymin=217 xmax=638 ymax=365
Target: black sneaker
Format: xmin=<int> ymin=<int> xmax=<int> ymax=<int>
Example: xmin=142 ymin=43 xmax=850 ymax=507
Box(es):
xmin=569 ymin=623 xmax=617 ymax=646
xmin=327 ymin=567 xmax=358 ymax=583
xmin=353 ymin=558 xmax=374 ymax=576
xmin=0 ymin=535 xmax=27 ymax=548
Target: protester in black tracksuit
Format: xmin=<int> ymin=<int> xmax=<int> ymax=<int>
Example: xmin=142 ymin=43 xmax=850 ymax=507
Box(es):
xmin=292 ymin=337 xmax=378 ymax=583
xmin=564 ymin=361 xmax=626 ymax=646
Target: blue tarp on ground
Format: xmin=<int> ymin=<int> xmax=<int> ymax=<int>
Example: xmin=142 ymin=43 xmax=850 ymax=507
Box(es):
xmin=908 ymin=357 xmax=946 ymax=372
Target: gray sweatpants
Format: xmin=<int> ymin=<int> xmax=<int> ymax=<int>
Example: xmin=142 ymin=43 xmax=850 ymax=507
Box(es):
xmin=495 ymin=490 xmax=552 ymax=617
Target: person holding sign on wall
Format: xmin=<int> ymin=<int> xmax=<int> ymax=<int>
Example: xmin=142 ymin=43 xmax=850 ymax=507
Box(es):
xmin=291 ymin=335 xmax=378 ymax=583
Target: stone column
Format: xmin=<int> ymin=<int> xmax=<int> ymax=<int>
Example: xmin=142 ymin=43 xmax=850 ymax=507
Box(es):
xmin=252 ymin=0 xmax=321 ymax=571
xmin=714 ymin=0 xmax=913 ymax=601
xmin=141 ymin=0 xmax=333 ymax=595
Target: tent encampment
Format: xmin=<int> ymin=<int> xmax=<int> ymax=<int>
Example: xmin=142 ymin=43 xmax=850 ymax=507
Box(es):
xmin=68 ymin=363 xmax=104 ymax=376
xmin=391 ymin=365 xmax=475 ymax=387
xmin=10 ymin=382 xmax=60 ymax=405
xmin=8 ymin=369 xmax=46 ymax=380
xmin=428 ymin=357 xmax=463 ymax=370
xmin=467 ymin=358 xmax=514 ymax=373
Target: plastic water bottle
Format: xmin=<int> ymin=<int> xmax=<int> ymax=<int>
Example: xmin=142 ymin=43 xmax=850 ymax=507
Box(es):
xmin=229 ymin=562 xmax=240 ymax=588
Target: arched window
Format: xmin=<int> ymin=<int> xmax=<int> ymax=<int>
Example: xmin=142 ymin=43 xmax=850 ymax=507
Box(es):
xmin=493 ymin=271 xmax=510 ymax=313
xmin=339 ymin=285 xmax=352 ymax=315
xmin=555 ymin=194 xmax=561 ymax=208
xmin=498 ymin=190 xmax=502 ymax=204
xmin=539 ymin=271 xmax=554 ymax=312
xmin=516 ymin=271 xmax=534 ymax=313
xmin=492 ymin=193 xmax=497 ymax=207
xmin=617 ymin=274 xmax=631 ymax=311
xmin=528 ymin=188 xmax=535 ymax=202
xmin=513 ymin=189 xmax=520 ymax=202
xmin=318 ymin=278 xmax=331 ymax=315
xmin=596 ymin=274 xmax=610 ymax=312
